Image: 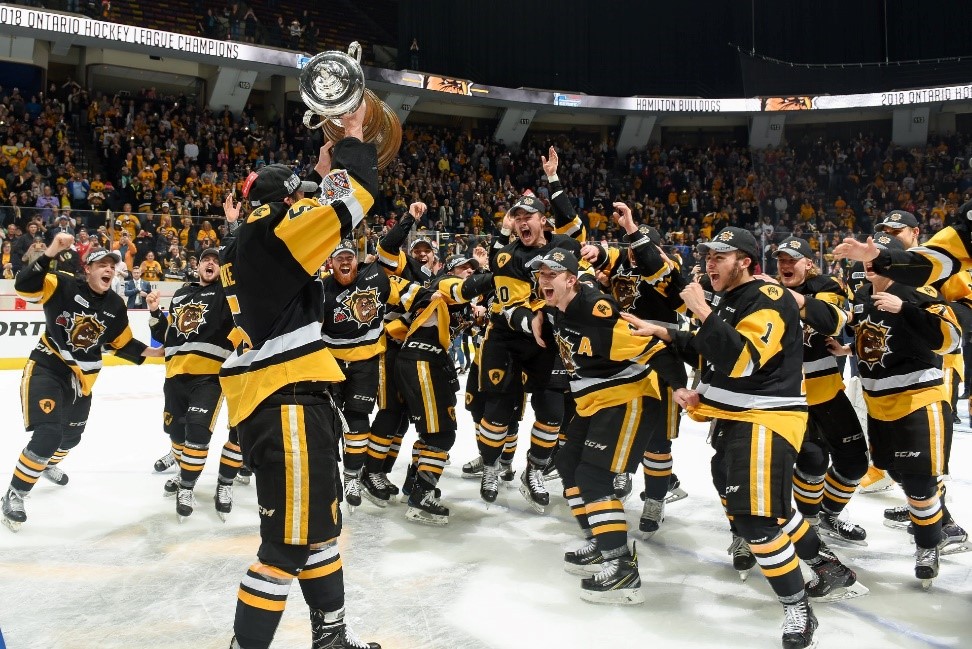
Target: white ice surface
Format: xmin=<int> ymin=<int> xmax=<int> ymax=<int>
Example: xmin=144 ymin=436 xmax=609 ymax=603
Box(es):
xmin=0 ymin=364 xmax=970 ymax=648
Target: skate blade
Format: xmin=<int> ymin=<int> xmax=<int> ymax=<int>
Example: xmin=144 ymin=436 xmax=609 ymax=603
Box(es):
xmin=665 ymin=487 xmax=688 ymax=504
xmin=812 ymin=581 xmax=869 ymax=603
xmin=639 ymin=527 xmax=659 ymax=541
xmin=2 ymin=517 xmax=23 ymax=533
xmin=460 ymin=471 xmax=483 ymax=480
xmin=818 ymin=529 xmax=868 ymax=547
xmin=518 ymin=483 xmax=547 ymax=515
xmin=543 ymin=470 xmax=561 ymax=482
xmin=216 ymin=511 xmax=229 ymax=522
xmin=177 ymin=515 xmax=190 ymax=523
xmin=361 ymin=491 xmax=389 ymax=508
xmin=234 ymin=475 xmax=251 ymax=486
xmin=564 ymin=562 xmax=603 ymax=577
xmin=882 ymin=520 xmax=909 ymax=530
xmin=404 ymin=508 xmax=448 ymax=526
xmin=920 ymin=578 xmax=934 ymax=591
xmin=579 ymin=588 xmax=645 ymax=606
xmin=940 ymin=542 xmax=971 ymax=556
xmin=345 ymin=503 xmax=357 ymax=514
xmin=858 ymin=482 xmax=894 ymax=494
xmin=737 ymin=569 xmax=751 ymax=581
xmin=163 ymin=491 xmax=177 ymax=499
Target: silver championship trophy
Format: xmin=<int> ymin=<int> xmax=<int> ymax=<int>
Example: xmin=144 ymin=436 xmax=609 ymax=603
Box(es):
xmin=299 ymin=41 xmax=402 ymax=170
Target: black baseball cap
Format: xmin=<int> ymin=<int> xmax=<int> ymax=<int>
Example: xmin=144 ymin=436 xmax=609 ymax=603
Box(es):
xmin=773 ymin=236 xmax=814 ymax=259
xmin=86 ymin=248 xmax=122 ymax=265
xmin=636 ymin=224 xmax=662 ymax=246
xmin=409 ymin=236 xmax=435 ymax=251
xmin=872 ymin=233 xmax=906 ymax=251
xmin=876 ymin=210 xmax=919 ymax=230
xmin=509 ymin=195 xmax=545 ymax=215
xmin=331 ymin=240 xmax=357 ymax=257
xmin=445 ymin=254 xmax=480 ymax=272
xmin=242 ymin=164 xmax=318 ymax=207
xmin=698 ymin=227 xmax=760 ymax=260
xmin=199 ymin=247 xmax=221 ymax=262
xmin=527 ymin=248 xmax=579 ymax=274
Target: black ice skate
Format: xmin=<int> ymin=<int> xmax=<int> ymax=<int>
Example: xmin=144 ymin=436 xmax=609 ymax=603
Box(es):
xmin=579 ymin=543 xmax=644 ymax=605
xmin=343 ymin=470 xmax=362 ymax=512
xmin=613 ymin=473 xmax=632 ymax=503
xmin=805 ymin=543 xmax=868 ymax=602
xmin=235 ymin=464 xmax=252 ymax=486
xmin=1 ymin=487 xmax=27 ymax=532
xmin=781 ymin=596 xmax=818 ymax=649
xmin=378 ymin=473 xmax=399 ymax=497
xmin=518 ymin=463 xmax=549 ymax=514
xmin=154 ymin=450 xmax=177 ymax=473
xmin=361 ymin=472 xmax=392 ymax=508
xmin=666 ymin=473 xmax=688 ymax=503
xmin=728 ymin=534 xmax=756 ymax=581
xmin=163 ymin=477 xmax=179 ymax=498
xmin=42 ymin=465 xmax=69 ymax=486
xmin=310 ymin=608 xmax=381 ymax=649
xmin=405 ymin=485 xmax=449 ymax=526
xmin=906 ymin=519 xmax=971 ymax=555
xmin=883 ymin=505 xmax=909 ymax=529
xmin=639 ymin=497 xmax=665 ymax=540
xmin=176 ymin=485 xmax=196 ymax=521
xmin=214 ymin=482 xmax=233 ymax=522
xmin=915 ymin=545 xmax=939 ymax=590
xmin=480 ymin=462 xmax=501 ymax=505
xmin=564 ymin=537 xmax=604 ymax=576
xmin=401 ymin=464 xmax=440 ymax=503
xmin=815 ymin=511 xmax=868 ymax=546
xmin=461 ymin=455 xmax=483 ymax=479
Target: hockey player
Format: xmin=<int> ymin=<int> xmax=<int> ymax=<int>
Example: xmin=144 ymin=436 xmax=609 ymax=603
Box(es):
xmin=769 ymin=237 xmax=870 ymax=546
xmin=146 ymin=245 xmax=240 ymax=521
xmin=868 ymin=214 xmax=970 ymax=549
xmin=320 ymin=238 xmax=432 ymax=511
xmin=219 ymin=102 xmax=380 ymax=649
xmin=476 ymin=147 xmax=586 ymax=511
xmin=627 ymin=227 xmax=862 ymax=649
xmin=1 ymin=241 xmax=163 ymax=531
xmin=828 ymin=234 xmax=962 ymax=588
xmin=394 ymin=253 xmax=493 ymax=524
xmin=584 ymin=201 xmax=689 ymax=538
xmin=535 ymin=248 xmax=688 ymax=604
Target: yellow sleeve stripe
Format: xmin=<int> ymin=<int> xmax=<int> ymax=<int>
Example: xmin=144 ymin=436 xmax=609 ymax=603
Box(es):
xmin=111 ymin=325 xmax=134 ymax=350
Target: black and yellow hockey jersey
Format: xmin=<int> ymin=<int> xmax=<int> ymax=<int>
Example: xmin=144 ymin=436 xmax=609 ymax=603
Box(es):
xmin=320 ymin=261 xmax=430 ymax=362
xmin=871 ymin=219 xmax=972 ymax=286
xmin=219 ymin=139 xmax=377 ymax=426
xmin=548 ymin=283 xmax=686 ymax=417
xmin=149 ymin=281 xmax=236 ymax=378
xmin=16 ymin=256 xmax=147 ymax=395
xmin=850 ymin=282 xmax=960 ymax=421
xmin=594 ymin=229 xmax=686 ymax=325
xmin=672 ymin=279 xmax=808 ymax=450
xmin=404 ymin=272 xmax=494 ymax=354
xmin=376 ymin=218 xmax=436 ymax=287
xmin=790 ymin=274 xmax=848 ymax=406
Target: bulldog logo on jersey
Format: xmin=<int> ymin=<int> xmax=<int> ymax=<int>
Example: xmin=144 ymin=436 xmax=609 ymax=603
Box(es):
xmin=855 ymin=318 xmax=891 ymax=369
xmin=174 ymin=301 xmax=207 ymax=338
xmin=555 ymin=333 xmax=577 ymax=374
xmin=343 ymin=288 xmax=381 ymax=326
xmin=496 ymin=253 xmax=512 ymax=268
xmin=39 ymin=399 xmax=55 ymax=414
xmin=803 ymin=324 xmax=817 ymax=348
xmin=56 ymin=311 xmax=106 ymax=352
xmin=488 ymin=369 xmax=505 ymax=385
xmin=612 ymin=272 xmax=640 ymax=310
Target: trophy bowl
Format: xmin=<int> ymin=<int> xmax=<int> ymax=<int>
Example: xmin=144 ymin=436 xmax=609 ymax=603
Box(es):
xmin=300 ymin=42 xmax=402 ymax=170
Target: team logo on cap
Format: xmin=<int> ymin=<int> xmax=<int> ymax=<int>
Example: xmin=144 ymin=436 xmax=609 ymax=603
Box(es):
xmin=717 ymin=231 xmax=734 ymax=242
xmin=551 ymin=251 xmax=565 ymax=262
xmin=56 ymin=311 xmax=106 ymax=352
xmin=855 ymin=318 xmax=891 ymax=369
xmin=174 ymin=301 xmax=208 ymax=338
xmin=786 ymin=240 xmax=801 ymax=249
xmin=874 ymin=234 xmax=894 ymax=246
xmin=889 ymin=214 xmax=901 ymax=221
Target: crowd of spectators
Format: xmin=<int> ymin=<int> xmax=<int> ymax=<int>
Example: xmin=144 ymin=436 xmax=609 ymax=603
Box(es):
xmin=3 ymin=82 xmax=972 ymax=287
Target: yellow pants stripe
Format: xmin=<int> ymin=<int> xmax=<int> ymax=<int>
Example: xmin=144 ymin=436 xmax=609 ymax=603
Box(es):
xmin=20 ymin=360 xmax=35 ymax=429
xmin=926 ymin=402 xmax=944 ymax=476
xmin=282 ymin=405 xmax=310 ymax=545
xmin=749 ymin=424 xmax=772 ymax=516
xmin=611 ymin=398 xmax=641 ymax=473
xmin=417 ymin=361 xmax=438 ymax=433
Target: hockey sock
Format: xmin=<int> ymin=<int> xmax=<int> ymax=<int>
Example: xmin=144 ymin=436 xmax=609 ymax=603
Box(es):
xmin=234 ymin=563 xmax=295 ymax=649
xmin=217 ymin=439 xmax=243 ymax=482
xmin=781 ymin=509 xmax=822 ymax=560
xmin=297 ymin=541 xmax=345 ymax=611
xmin=821 ymin=467 xmax=860 ymax=516
xmin=792 ymin=468 xmax=824 ymax=518
xmin=748 ymin=531 xmax=805 ymax=600
xmin=11 ymin=448 xmax=55 ymax=493
xmin=500 ymin=431 xmax=518 ymax=466
xmin=477 ymin=419 xmax=507 ymax=465
xmin=179 ymin=442 xmax=210 ymax=487
xmin=642 ymin=451 xmax=673 ymax=501
xmin=586 ymin=496 xmax=628 ymax=557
